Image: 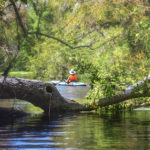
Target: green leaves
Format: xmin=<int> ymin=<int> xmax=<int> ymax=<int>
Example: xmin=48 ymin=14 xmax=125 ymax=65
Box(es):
xmin=2 ymin=0 xmax=149 ymax=107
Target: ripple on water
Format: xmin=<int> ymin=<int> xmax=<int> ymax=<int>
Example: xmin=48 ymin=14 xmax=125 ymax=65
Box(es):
xmin=1 ymin=111 xmax=150 ymax=149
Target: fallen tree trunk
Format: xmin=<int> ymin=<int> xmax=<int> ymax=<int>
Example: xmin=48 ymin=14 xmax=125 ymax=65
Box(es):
xmin=0 ymin=75 xmax=150 ymax=113
xmin=95 ymin=75 xmax=150 ymax=107
xmin=0 ymin=77 xmax=84 ymax=113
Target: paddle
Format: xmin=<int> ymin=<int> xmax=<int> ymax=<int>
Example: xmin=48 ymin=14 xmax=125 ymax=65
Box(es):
xmin=55 ymin=79 xmax=68 ymax=86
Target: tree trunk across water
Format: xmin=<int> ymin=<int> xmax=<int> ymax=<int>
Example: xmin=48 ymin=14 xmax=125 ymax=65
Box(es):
xmin=0 ymin=77 xmax=84 ymax=113
xmin=96 ymin=75 xmax=150 ymax=107
xmin=0 ymin=75 xmax=150 ymax=113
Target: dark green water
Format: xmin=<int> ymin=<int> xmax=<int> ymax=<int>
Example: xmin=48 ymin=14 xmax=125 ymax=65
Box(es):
xmin=0 ymin=110 xmax=150 ymax=150
xmin=0 ymin=80 xmax=150 ymax=150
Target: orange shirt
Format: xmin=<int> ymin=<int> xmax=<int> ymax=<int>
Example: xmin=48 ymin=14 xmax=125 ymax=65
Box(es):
xmin=67 ymin=74 xmax=77 ymax=82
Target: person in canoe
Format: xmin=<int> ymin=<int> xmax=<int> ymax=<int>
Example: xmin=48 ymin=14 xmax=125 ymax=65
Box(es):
xmin=66 ymin=69 xmax=77 ymax=83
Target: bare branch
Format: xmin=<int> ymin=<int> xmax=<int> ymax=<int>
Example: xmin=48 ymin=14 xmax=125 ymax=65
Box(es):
xmin=28 ymin=31 xmax=74 ymax=49
xmin=9 ymin=0 xmax=27 ymax=37
xmin=28 ymin=31 xmax=93 ymax=49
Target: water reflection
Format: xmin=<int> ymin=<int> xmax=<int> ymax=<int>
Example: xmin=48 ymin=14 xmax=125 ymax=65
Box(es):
xmin=56 ymin=85 xmax=90 ymax=100
xmin=0 ymin=99 xmax=43 ymax=115
xmin=0 ymin=111 xmax=150 ymax=149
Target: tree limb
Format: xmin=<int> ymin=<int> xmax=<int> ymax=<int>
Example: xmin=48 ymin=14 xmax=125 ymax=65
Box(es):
xmin=95 ymin=75 xmax=150 ymax=107
xmin=28 ymin=31 xmax=92 ymax=49
xmin=0 ymin=75 xmax=150 ymax=113
xmin=9 ymin=0 xmax=27 ymax=37
xmin=0 ymin=77 xmax=84 ymax=113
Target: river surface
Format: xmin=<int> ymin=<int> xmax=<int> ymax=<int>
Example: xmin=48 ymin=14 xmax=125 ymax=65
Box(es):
xmin=0 ymin=86 xmax=150 ymax=150
xmin=56 ymin=85 xmax=90 ymax=100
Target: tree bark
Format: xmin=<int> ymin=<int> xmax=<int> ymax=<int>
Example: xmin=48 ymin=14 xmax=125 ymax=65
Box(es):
xmin=0 ymin=77 xmax=84 ymax=113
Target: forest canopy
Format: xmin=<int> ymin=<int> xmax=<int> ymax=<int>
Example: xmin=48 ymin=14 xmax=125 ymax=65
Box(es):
xmin=0 ymin=0 xmax=150 ymax=101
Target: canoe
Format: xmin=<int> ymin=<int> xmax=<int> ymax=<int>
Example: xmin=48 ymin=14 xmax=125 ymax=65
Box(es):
xmin=50 ymin=80 xmax=87 ymax=86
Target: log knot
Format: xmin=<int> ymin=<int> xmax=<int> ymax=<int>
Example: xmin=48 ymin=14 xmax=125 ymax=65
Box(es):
xmin=46 ymin=86 xmax=53 ymax=93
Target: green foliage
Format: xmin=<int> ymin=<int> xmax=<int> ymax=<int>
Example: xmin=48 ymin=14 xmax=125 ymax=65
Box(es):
xmin=1 ymin=0 xmax=150 ymax=109
xmin=8 ymin=71 xmax=34 ymax=79
xmin=81 ymin=0 xmax=150 ymax=102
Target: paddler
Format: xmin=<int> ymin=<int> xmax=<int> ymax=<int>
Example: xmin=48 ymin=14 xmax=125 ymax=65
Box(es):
xmin=66 ymin=69 xmax=77 ymax=83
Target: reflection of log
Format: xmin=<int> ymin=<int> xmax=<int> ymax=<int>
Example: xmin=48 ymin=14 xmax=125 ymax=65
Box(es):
xmin=95 ymin=75 xmax=150 ymax=107
xmin=0 ymin=77 xmax=84 ymax=113
xmin=0 ymin=107 xmax=28 ymax=119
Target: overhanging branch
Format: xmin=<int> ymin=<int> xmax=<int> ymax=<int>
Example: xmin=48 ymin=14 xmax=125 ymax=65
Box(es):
xmin=9 ymin=0 xmax=93 ymax=49
xmin=28 ymin=31 xmax=74 ymax=49
xmin=9 ymin=0 xmax=27 ymax=37
xmin=28 ymin=32 xmax=93 ymax=49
